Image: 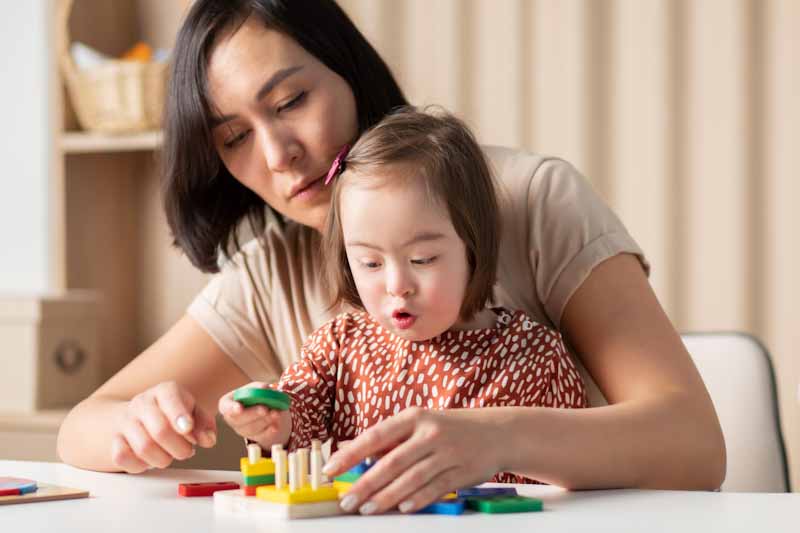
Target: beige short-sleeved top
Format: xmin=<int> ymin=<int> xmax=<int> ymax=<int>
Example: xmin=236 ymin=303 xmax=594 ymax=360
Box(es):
xmin=187 ymin=146 xmax=650 ymax=404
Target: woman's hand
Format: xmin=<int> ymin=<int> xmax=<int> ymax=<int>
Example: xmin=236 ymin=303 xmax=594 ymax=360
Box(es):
xmin=110 ymin=381 xmax=217 ymax=473
xmin=218 ymin=382 xmax=292 ymax=450
xmin=322 ymin=407 xmax=503 ymax=515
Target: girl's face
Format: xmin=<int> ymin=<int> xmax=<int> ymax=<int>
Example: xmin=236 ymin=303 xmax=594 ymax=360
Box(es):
xmin=340 ymin=166 xmax=471 ymax=342
xmin=206 ymin=17 xmax=358 ymax=232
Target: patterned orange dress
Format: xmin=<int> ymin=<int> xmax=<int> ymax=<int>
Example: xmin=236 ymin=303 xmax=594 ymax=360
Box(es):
xmin=275 ymin=308 xmax=587 ymax=484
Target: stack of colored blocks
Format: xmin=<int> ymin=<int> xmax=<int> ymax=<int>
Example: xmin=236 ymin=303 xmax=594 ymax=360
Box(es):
xmin=240 ymin=455 xmax=275 ymax=496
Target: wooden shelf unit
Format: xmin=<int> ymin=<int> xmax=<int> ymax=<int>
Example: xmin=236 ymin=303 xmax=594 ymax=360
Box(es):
xmin=61 ymin=130 xmax=163 ymax=154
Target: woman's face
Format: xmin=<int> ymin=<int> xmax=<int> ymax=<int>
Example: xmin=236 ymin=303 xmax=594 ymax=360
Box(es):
xmin=206 ymin=17 xmax=358 ymax=231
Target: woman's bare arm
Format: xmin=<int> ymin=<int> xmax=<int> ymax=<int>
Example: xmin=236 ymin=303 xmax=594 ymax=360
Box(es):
xmin=506 ymin=253 xmax=726 ymax=489
xmin=57 ymin=315 xmax=251 ymax=472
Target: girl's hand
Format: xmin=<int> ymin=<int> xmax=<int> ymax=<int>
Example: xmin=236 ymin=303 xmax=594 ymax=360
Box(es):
xmin=111 ymin=381 xmax=217 ymax=473
xmin=218 ymin=382 xmax=292 ymax=450
xmin=322 ymin=407 xmax=503 ymax=515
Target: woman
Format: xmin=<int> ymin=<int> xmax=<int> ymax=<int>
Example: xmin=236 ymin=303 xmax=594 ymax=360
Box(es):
xmin=57 ymin=0 xmax=725 ymax=515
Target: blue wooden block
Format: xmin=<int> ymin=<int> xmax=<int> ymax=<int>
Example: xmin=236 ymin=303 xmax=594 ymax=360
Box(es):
xmin=457 ymin=486 xmax=518 ymax=498
xmin=348 ymin=458 xmax=375 ymax=475
xmin=416 ymin=499 xmax=465 ymax=515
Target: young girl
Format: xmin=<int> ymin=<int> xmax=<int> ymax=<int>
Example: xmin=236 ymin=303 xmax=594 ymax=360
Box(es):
xmin=219 ymin=107 xmax=588 ymax=511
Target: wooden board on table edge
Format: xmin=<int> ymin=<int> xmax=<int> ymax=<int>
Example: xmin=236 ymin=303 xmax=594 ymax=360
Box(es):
xmin=0 ymin=483 xmax=89 ymax=505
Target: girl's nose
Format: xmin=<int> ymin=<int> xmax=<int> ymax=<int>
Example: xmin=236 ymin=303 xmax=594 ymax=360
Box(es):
xmin=386 ymin=267 xmax=415 ymax=298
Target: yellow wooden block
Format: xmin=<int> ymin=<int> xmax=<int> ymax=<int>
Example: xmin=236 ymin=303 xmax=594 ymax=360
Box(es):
xmin=256 ymin=484 xmax=339 ymax=504
xmin=240 ymin=457 xmax=275 ymax=477
xmin=332 ymin=480 xmax=352 ymax=496
xmin=443 ymin=492 xmax=458 ymax=500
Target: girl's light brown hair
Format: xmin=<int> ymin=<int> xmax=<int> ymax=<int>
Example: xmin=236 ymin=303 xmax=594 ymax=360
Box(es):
xmin=322 ymin=106 xmax=500 ymax=321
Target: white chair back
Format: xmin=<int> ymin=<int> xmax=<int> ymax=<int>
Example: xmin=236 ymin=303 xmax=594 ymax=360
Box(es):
xmin=681 ymin=333 xmax=790 ymax=492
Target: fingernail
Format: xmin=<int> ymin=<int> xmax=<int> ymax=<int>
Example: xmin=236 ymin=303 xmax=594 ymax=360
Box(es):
xmin=205 ymin=430 xmax=217 ymax=446
xmin=359 ymin=501 xmax=377 ymax=515
xmin=175 ymin=415 xmax=192 ymax=433
xmin=322 ymin=460 xmax=337 ymax=475
xmin=340 ymin=494 xmax=358 ymax=512
xmin=398 ymin=500 xmax=414 ymax=513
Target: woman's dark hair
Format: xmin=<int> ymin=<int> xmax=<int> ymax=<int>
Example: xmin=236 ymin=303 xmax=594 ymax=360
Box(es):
xmin=163 ymin=0 xmax=408 ymax=272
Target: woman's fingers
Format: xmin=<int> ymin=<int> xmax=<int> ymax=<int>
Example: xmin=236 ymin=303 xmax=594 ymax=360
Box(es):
xmin=342 ymin=438 xmax=439 ymax=514
xmin=139 ymin=399 xmax=196 ymax=461
xmin=123 ymin=418 xmax=174 ymax=469
xmin=324 ymin=407 xmax=420 ymax=477
xmin=192 ymin=405 xmax=218 ymax=448
xmin=110 ymin=434 xmax=149 ymax=474
xmin=393 ymin=464 xmax=464 ymax=513
xmin=153 ymin=384 xmax=198 ymax=446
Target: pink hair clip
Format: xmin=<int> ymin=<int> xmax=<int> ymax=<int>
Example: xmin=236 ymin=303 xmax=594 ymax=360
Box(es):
xmin=324 ymin=144 xmax=351 ymax=185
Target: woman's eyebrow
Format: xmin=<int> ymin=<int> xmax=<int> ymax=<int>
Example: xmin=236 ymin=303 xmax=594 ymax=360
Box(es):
xmin=210 ymin=65 xmax=304 ymax=128
xmin=255 ymin=65 xmax=304 ymax=102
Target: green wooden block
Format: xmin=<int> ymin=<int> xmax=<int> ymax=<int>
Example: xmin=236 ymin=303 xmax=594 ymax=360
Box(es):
xmin=465 ymin=495 xmax=544 ymax=513
xmin=243 ymin=474 xmax=275 ymax=486
xmin=233 ymin=388 xmax=290 ymax=411
xmin=333 ymin=471 xmax=361 ymax=483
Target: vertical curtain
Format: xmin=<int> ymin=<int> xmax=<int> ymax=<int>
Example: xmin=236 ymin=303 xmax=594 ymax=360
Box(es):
xmin=338 ymin=0 xmax=800 ymax=489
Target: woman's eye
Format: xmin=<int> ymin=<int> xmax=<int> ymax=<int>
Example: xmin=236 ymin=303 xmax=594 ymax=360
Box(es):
xmin=411 ymin=256 xmax=437 ymax=265
xmin=223 ymin=130 xmax=249 ymax=149
xmin=277 ymin=91 xmax=306 ymax=113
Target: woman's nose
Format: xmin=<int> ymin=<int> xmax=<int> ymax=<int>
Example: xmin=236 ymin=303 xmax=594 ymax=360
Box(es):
xmin=257 ymin=123 xmax=301 ymax=174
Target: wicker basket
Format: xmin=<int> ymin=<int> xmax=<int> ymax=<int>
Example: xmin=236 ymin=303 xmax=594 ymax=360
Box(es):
xmin=57 ymin=0 xmax=168 ymax=133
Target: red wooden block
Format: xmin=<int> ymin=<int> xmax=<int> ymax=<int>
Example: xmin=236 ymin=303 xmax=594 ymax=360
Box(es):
xmin=0 ymin=488 xmax=22 ymax=496
xmin=243 ymin=485 xmax=258 ymax=496
xmin=178 ymin=481 xmax=239 ymax=497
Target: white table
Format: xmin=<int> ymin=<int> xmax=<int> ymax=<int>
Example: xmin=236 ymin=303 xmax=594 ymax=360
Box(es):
xmin=1 ymin=460 xmax=797 ymax=532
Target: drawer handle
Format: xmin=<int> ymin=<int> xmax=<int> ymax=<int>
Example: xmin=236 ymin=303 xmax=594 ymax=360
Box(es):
xmin=54 ymin=339 xmax=86 ymax=374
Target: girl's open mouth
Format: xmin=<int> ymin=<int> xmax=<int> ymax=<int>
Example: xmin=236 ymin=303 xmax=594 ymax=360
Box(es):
xmin=391 ymin=311 xmax=417 ymax=330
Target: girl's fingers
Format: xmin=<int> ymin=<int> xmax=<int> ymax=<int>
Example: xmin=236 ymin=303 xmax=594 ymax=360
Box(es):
xmin=224 ymin=405 xmax=270 ymax=428
xmin=110 ymin=434 xmax=149 ymax=474
xmin=325 ymin=407 xmax=419 ymax=476
xmin=140 ymin=397 xmax=195 ymax=461
xmin=124 ymin=419 xmax=174 ymax=469
xmin=218 ymin=393 xmax=243 ymax=416
xmin=234 ymin=416 xmax=273 ymax=439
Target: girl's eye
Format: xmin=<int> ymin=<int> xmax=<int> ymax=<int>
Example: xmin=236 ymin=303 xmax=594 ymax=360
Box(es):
xmin=277 ymin=91 xmax=306 ymax=113
xmin=223 ymin=130 xmax=249 ymax=150
xmin=362 ymin=261 xmax=381 ymax=269
xmin=411 ymin=256 xmax=437 ymax=265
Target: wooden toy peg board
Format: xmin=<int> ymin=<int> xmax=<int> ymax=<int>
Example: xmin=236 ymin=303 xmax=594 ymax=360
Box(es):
xmin=0 ymin=483 xmax=89 ymax=506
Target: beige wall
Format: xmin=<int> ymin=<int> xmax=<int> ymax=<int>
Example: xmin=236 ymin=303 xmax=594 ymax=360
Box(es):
xmin=63 ymin=0 xmax=797 ymax=485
